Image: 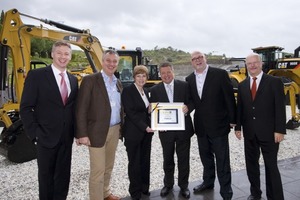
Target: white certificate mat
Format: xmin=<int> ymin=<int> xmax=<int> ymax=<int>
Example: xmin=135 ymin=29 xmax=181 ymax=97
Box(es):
xmin=151 ymin=102 xmax=185 ymax=130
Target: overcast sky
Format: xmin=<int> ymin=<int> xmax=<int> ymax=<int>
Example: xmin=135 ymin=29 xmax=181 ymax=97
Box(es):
xmin=2 ymin=0 xmax=300 ymax=57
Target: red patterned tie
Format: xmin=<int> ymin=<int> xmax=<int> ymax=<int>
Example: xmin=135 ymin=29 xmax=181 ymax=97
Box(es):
xmin=60 ymin=73 xmax=68 ymax=105
xmin=251 ymin=77 xmax=257 ymax=101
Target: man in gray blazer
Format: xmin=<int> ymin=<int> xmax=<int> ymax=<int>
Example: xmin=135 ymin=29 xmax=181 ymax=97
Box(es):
xmin=76 ymin=49 xmax=123 ymax=200
xmin=235 ymin=53 xmax=286 ymax=200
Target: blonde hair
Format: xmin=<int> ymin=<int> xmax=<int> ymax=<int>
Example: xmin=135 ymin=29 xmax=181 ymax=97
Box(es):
xmin=51 ymin=40 xmax=71 ymax=52
xmin=133 ymin=65 xmax=149 ymax=78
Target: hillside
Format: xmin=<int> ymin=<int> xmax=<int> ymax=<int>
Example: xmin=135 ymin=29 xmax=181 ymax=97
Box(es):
xmin=143 ymin=46 xmax=229 ymax=66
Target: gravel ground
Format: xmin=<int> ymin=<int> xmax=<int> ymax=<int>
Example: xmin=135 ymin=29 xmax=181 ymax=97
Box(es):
xmin=1 ymin=107 xmax=300 ymax=200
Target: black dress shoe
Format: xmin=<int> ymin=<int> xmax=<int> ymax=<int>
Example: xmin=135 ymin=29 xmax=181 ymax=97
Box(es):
xmin=193 ymin=182 xmax=214 ymax=193
xmin=142 ymin=191 xmax=150 ymax=196
xmin=160 ymin=186 xmax=172 ymax=197
xmin=247 ymin=195 xmax=261 ymax=200
xmin=180 ymin=188 xmax=190 ymax=199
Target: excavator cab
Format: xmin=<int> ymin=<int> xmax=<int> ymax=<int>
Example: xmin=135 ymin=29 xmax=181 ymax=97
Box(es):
xmin=252 ymin=46 xmax=300 ymax=129
xmin=115 ymin=47 xmax=160 ymax=88
xmin=252 ymin=46 xmax=284 ymax=73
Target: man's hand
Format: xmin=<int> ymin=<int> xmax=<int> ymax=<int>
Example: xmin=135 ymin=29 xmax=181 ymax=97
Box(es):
xmin=182 ymin=105 xmax=188 ymax=115
xmin=76 ymin=137 xmax=91 ymax=146
xmin=235 ymin=130 xmax=242 ymax=140
xmin=274 ymin=132 xmax=284 ymax=143
xmin=146 ymin=126 xmax=155 ymax=133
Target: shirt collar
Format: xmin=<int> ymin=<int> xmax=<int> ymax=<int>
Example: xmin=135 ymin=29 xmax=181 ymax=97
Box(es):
xmin=51 ymin=64 xmax=67 ymax=76
xmin=101 ymin=70 xmax=117 ymax=83
xmin=250 ymin=71 xmax=263 ymax=80
xmin=163 ymin=79 xmax=174 ymax=87
xmin=194 ymin=65 xmax=209 ymax=76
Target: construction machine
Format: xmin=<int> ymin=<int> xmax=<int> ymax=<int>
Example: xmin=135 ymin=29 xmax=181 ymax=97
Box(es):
xmin=0 ymin=8 xmax=160 ymax=163
xmin=113 ymin=46 xmax=160 ymax=88
xmin=228 ymin=46 xmax=300 ymax=129
xmin=0 ymin=8 xmax=104 ymax=163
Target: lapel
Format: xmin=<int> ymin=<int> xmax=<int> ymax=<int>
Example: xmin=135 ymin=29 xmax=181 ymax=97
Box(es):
xmin=244 ymin=77 xmax=253 ymax=101
xmin=201 ymin=66 xmax=213 ymax=100
xmin=116 ymin=79 xmax=123 ymax=93
xmin=144 ymin=87 xmax=150 ymax=102
xmin=45 ymin=66 xmax=64 ymax=105
xmin=189 ymin=73 xmax=200 ymax=101
xmin=173 ymin=80 xmax=179 ymax=102
xmin=96 ymin=72 xmax=110 ymax=104
xmin=66 ymin=72 xmax=78 ymax=102
xmin=159 ymin=82 xmax=169 ymax=102
xmin=131 ymin=84 xmax=148 ymax=107
xmin=131 ymin=83 xmax=142 ymax=99
xmin=255 ymin=73 xmax=267 ymax=100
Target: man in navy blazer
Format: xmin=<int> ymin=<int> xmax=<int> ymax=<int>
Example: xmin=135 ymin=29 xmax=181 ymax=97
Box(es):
xmin=235 ymin=53 xmax=286 ymax=200
xmin=20 ymin=41 xmax=78 ymax=200
xmin=186 ymin=51 xmax=236 ymax=200
xmin=150 ymin=62 xmax=194 ymax=199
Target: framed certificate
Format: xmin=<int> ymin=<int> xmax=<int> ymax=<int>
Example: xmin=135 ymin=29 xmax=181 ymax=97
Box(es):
xmin=151 ymin=102 xmax=185 ymax=130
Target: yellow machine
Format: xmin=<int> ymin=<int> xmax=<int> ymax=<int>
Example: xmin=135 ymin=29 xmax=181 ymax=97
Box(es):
xmin=0 ymin=8 xmax=104 ymax=163
xmin=228 ymin=46 xmax=300 ymax=129
xmin=112 ymin=46 xmax=160 ymax=88
xmin=0 ymin=8 xmax=160 ymax=163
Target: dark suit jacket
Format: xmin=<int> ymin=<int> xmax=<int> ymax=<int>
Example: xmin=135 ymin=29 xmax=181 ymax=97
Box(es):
xmin=75 ymin=72 xmax=123 ymax=147
xmin=150 ymin=79 xmax=194 ymax=139
xmin=186 ymin=67 xmax=236 ymax=138
xmin=235 ymin=73 xmax=286 ymax=140
xmin=121 ymin=84 xmax=152 ymax=141
xmin=20 ymin=66 xmax=78 ymax=148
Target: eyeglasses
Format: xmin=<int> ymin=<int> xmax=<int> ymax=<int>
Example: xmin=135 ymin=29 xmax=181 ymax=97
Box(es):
xmin=192 ymin=56 xmax=204 ymax=62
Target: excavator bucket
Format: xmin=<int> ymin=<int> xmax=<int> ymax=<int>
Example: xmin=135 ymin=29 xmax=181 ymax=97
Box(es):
xmin=286 ymin=119 xmax=300 ymax=130
xmin=0 ymin=120 xmax=37 ymax=163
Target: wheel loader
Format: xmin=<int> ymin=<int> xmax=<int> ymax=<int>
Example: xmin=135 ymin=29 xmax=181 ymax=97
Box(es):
xmin=228 ymin=46 xmax=300 ymax=129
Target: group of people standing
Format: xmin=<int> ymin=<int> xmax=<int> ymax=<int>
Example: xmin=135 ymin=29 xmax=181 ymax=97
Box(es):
xmin=19 ymin=40 xmax=286 ymax=200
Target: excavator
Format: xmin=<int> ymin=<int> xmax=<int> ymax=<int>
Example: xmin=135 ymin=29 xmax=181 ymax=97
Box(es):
xmin=228 ymin=46 xmax=300 ymax=129
xmin=0 ymin=8 xmax=104 ymax=163
xmin=0 ymin=8 xmax=160 ymax=163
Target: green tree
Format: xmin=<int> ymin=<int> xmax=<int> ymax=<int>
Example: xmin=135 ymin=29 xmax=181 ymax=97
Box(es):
xmin=31 ymin=38 xmax=53 ymax=58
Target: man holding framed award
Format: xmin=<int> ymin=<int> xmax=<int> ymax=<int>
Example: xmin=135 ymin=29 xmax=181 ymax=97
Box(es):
xmin=150 ymin=62 xmax=194 ymax=199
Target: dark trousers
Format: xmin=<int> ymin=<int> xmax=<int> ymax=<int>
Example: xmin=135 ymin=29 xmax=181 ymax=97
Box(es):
xmin=160 ymin=132 xmax=191 ymax=189
xmin=37 ymin=141 xmax=73 ymax=200
xmin=197 ymin=134 xmax=232 ymax=198
xmin=244 ymin=136 xmax=284 ymax=200
xmin=125 ymin=134 xmax=152 ymax=199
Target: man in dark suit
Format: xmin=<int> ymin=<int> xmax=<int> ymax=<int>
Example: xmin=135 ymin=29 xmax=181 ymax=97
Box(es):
xmin=186 ymin=51 xmax=236 ymax=200
xmin=150 ymin=62 xmax=194 ymax=199
xmin=76 ymin=49 xmax=122 ymax=200
xmin=20 ymin=41 xmax=78 ymax=200
xmin=235 ymin=53 xmax=286 ymax=200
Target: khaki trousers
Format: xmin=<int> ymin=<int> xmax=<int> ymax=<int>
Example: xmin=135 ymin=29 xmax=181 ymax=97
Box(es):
xmin=88 ymin=124 xmax=120 ymax=200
